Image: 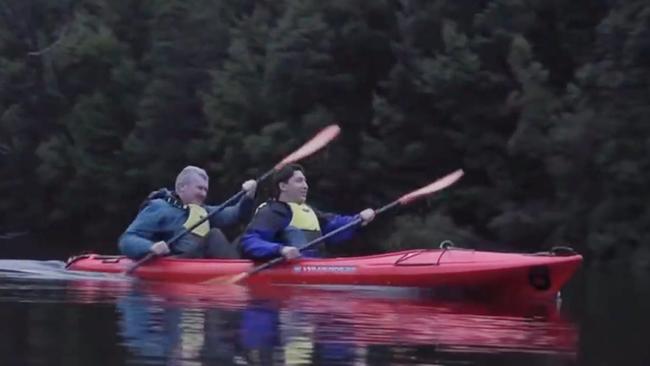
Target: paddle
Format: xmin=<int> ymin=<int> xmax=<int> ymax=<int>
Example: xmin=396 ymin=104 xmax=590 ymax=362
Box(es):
xmin=124 ymin=124 xmax=341 ymax=275
xmin=207 ymin=168 xmax=465 ymax=285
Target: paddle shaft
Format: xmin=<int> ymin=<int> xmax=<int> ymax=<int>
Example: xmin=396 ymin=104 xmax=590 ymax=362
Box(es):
xmin=124 ymin=124 xmax=342 ymax=275
xmin=164 ymin=167 xmax=276 ymax=243
xmin=229 ymin=169 xmax=465 ymax=283
xmin=125 ymin=189 xmax=247 ymax=274
xmin=241 ymin=200 xmax=401 ymax=277
xmin=125 ymin=167 xmax=281 ymax=274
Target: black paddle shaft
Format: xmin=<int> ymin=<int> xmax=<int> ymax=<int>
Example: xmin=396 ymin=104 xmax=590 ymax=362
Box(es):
xmin=169 ymin=168 xmax=275 ymax=244
xmin=244 ymin=200 xmax=402 ymax=277
xmin=123 ymin=124 xmax=343 ymax=275
xmin=125 ymin=169 xmax=277 ymax=274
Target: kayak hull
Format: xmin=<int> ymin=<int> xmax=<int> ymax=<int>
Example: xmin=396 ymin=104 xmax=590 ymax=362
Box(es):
xmin=66 ymin=248 xmax=582 ymax=299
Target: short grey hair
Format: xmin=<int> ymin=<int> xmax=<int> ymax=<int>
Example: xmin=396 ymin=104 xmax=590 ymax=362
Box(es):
xmin=175 ymin=166 xmax=208 ymax=191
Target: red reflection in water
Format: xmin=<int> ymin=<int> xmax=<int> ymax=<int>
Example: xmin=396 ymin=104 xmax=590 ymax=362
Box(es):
xmin=66 ymin=279 xmax=578 ymax=356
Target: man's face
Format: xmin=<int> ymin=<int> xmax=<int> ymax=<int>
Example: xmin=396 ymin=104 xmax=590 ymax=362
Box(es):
xmin=178 ymin=175 xmax=209 ymax=205
xmin=279 ymin=170 xmax=308 ymax=204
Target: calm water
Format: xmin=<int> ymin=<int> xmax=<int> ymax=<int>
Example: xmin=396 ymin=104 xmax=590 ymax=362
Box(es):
xmin=0 ymin=260 xmax=646 ymax=366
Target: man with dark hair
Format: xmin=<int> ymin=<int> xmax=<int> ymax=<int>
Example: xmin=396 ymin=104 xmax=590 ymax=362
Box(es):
xmin=240 ymin=163 xmax=375 ymax=260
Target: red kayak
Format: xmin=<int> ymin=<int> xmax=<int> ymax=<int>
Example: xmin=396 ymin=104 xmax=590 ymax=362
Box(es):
xmin=66 ymin=246 xmax=581 ymax=300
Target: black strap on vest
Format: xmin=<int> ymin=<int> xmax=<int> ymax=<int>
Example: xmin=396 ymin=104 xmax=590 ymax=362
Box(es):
xmin=138 ymin=188 xmax=184 ymax=211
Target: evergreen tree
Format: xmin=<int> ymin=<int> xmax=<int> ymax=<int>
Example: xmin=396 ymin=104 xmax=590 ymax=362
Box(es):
xmin=1 ymin=0 xmax=649 ymax=264
xmin=545 ymin=1 xmax=650 ymax=265
xmin=262 ymin=0 xmax=396 ymax=208
xmin=201 ymin=1 xmax=287 ymax=194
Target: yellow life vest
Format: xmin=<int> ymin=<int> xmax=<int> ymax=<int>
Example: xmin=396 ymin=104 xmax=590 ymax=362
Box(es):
xmin=284 ymin=202 xmax=322 ymax=248
xmin=287 ymin=202 xmax=321 ymax=232
xmin=182 ymin=203 xmax=210 ymax=237
xmin=254 ymin=201 xmax=323 ymax=248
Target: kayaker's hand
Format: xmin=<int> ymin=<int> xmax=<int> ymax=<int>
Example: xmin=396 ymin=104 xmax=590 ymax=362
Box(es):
xmin=150 ymin=241 xmax=170 ymax=256
xmin=280 ymin=246 xmax=300 ymax=260
xmin=242 ymin=179 xmax=257 ymax=198
xmin=359 ymin=208 xmax=376 ymax=226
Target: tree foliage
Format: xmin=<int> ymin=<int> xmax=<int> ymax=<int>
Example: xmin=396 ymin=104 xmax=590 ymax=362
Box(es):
xmin=1 ymin=0 xmax=648 ymax=266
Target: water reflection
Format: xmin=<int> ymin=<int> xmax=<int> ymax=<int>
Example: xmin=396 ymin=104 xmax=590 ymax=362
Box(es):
xmin=0 ymin=261 xmax=579 ymax=366
xmin=68 ymin=280 xmax=578 ymax=365
xmin=117 ymin=287 xmax=242 ymax=365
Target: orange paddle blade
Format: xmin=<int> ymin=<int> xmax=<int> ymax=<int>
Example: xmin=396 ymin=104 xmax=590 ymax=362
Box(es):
xmin=275 ymin=124 xmax=340 ymax=170
xmin=202 ymin=272 xmax=248 ymax=286
xmin=397 ymin=169 xmax=464 ymax=205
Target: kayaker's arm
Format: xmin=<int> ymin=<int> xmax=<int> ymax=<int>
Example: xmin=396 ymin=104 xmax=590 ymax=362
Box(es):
xmin=315 ymin=210 xmax=360 ymax=244
xmin=240 ymin=204 xmax=291 ymax=260
xmin=240 ymin=232 xmax=284 ymax=259
xmin=205 ymin=194 xmax=255 ymax=227
xmin=118 ymin=200 xmax=169 ymax=260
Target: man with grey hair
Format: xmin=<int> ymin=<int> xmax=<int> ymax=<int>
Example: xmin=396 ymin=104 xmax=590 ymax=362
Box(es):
xmin=118 ymin=165 xmax=257 ymax=259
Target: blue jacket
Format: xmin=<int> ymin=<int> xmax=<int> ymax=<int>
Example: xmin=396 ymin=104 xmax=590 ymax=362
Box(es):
xmin=240 ymin=200 xmax=359 ymax=260
xmin=118 ymin=189 xmax=254 ymax=259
